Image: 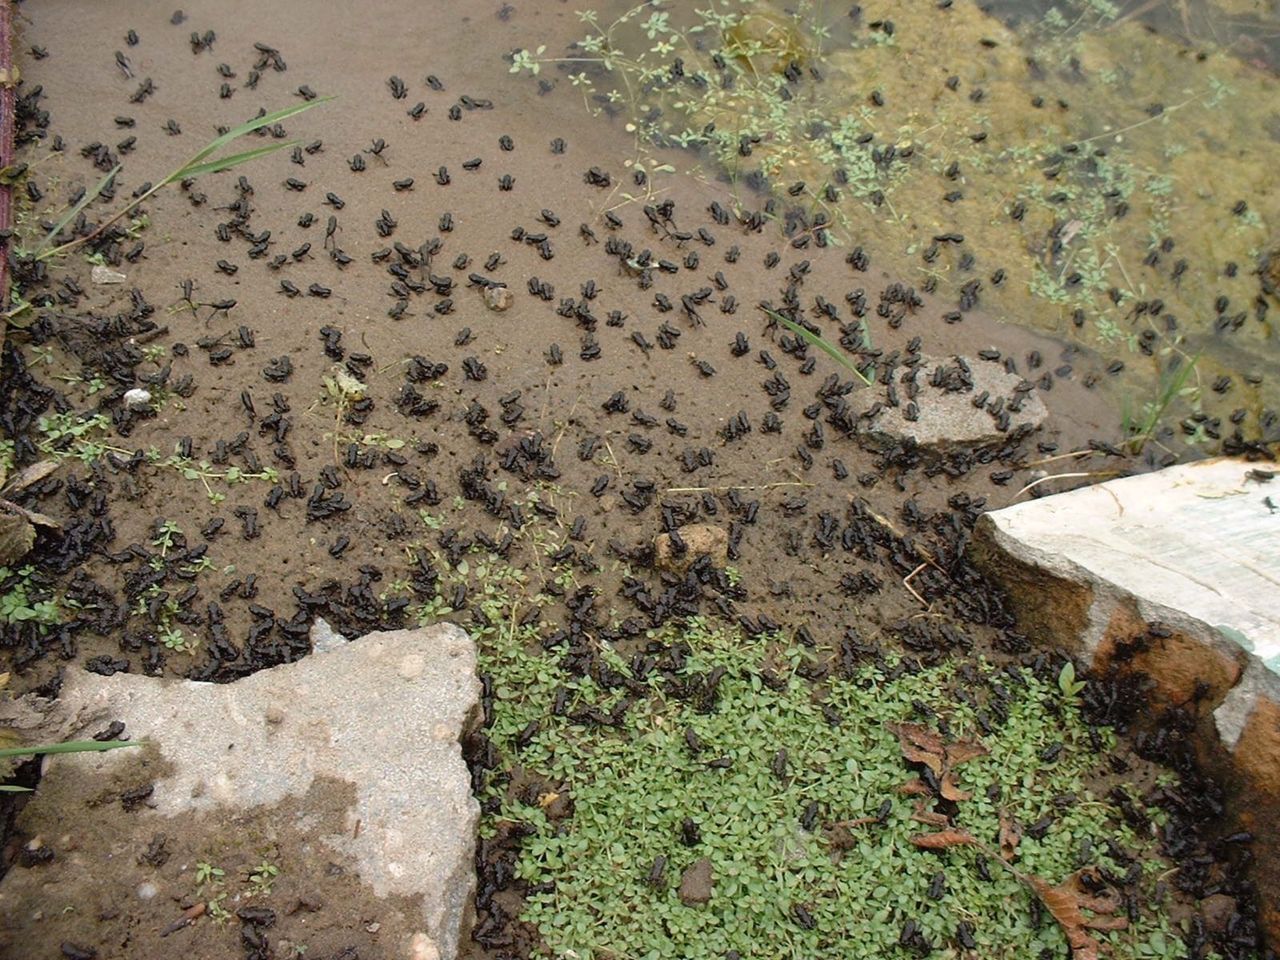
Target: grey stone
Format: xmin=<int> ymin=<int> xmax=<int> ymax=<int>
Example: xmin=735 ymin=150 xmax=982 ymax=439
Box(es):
xmin=309 ymin=614 xmax=348 ymax=653
xmin=1215 ymin=662 xmax=1277 ymax=750
xmin=864 ymin=355 xmax=1047 ymax=451
xmin=483 ymin=284 xmax=512 ymax=311
xmin=0 ymin=624 xmax=479 ymax=960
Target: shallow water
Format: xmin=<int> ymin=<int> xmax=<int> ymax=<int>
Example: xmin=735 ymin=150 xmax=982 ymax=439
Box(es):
xmin=523 ymin=0 xmax=1280 ymax=457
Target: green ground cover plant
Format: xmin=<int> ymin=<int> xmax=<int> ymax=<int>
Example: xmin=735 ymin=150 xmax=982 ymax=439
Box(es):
xmin=396 ymin=508 xmax=1210 ymax=959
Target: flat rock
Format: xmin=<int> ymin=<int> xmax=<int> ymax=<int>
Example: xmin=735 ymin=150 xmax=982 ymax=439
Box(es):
xmin=0 ymin=624 xmax=480 ymax=960
xmin=864 ymin=355 xmax=1046 ymax=451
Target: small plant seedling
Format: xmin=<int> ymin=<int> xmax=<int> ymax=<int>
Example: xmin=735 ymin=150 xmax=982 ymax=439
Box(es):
xmin=248 ymin=858 xmax=280 ymax=895
xmin=195 ymin=861 xmax=225 ymax=887
xmin=206 ymin=894 xmax=232 ymax=923
xmin=158 ymin=625 xmax=194 ymax=653
xmin=1057 ymin=661 xmax=1087 ymax=701
xmin=0 ymin=565 xmax=63 ymax=629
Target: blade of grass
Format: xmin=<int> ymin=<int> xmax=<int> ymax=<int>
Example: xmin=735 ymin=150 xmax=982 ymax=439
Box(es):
xmin=761 ymin=306 xmax=873 ymax=386
xmin=177 ymin=142 xmax=301 ymax=180
xmin=32 ymin=164 xmax=120 ymax=256
xmin=0 ymin=739 xmax=140 ymax=759
xmin=37 ymin=97 xmax=332 ymax=262
xmin=176 ymin=97 xmax=333 ymax=175
xmin=1125 ymin=353 xmax=1200 ymax=453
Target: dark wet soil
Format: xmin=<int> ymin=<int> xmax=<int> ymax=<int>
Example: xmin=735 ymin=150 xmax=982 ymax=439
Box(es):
xmin=0 ymin=1 xmax=1274 ymax=959
xmin=2 ymin=758 xmax=425 ymax=960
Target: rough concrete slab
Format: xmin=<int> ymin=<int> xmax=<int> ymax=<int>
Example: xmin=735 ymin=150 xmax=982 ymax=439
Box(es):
xmin=981 ymin=457 xmax=1280 ymax=674
xmin=865 ymin=355 xmax=1047 ymax=451
xmin=0 ymin=624 xmax=479 ymax=960
xmin=971 ymin=457 xmax=1280 ymax=942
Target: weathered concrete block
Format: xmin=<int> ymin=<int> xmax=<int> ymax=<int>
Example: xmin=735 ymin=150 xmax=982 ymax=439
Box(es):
xmin=0 ymin=624 xmax=480 ymax=960
xmin=970 ymin=457 xmax=1280 ymax=942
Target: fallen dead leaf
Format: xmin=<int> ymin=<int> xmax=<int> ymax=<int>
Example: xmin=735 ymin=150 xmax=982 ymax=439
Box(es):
xmin=889 ymin=722 xmax=989 ymax=805
xmin=890 ymin=722 xmax=946 ymax=775
xmin=910 ymin=800 xmax=950 ymax=827
xmin=1029 ymin=870 xmax=1127 ymax=960
xmin=939 ymin=772 xmax=972 ymax=802
xmin=909 ymin=829 xmax=978 ymax=850
xmin=998 ymin=810 xmax=1022 ymax=861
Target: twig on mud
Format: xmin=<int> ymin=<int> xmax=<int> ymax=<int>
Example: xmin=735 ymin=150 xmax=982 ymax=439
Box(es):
xmin=160 ymin=901 xmax=206 ymax=937
xmin=601 ymin=436 xmax=626 ymax=484
xmin=1019 ymin=449 xmax=1096 ymax=468
xmin=1006 ymin=471 xmax=1124 ymax=506
xmin=0 ymin=0 xmax=16 ymax=354
xmin=903 ymin=562 xmax=930 ymax=608
xmin=664 ymin=481 xmax=813 ymax=494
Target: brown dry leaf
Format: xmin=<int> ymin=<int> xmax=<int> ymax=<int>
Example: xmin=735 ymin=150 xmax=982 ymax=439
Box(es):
xmin=889 ymin=722 xmax=945 ymax=774
xmin=897 ymin=778 xmax=932 ymax=795
xmin=1083 ymin=915 xmax=1129 ymax=933
xmin=944 ymin=739 xmax=990 ymax=767
xmin=890 ymin=723 xmax=988 ymax=804
xmin=939 ymin=773 xmax=972 ymax=802
xmin=1029 ymin=873 xmax=1127 ymax=960
xmin=910 ymin=803 xmax=951 ymax=827
xmin=998 ymin=810 xmax=1022 ymax=861
xmin=909 ymin=829 xmax=978 ymax=850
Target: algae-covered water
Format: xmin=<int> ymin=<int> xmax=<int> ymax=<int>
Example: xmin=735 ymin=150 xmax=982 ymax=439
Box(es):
xmin=515 ymin=0 xmax=1279 ymax=458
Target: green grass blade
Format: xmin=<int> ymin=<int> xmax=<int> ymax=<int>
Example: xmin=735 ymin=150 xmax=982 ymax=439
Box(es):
xmin=181 ymin=97 xmax=333 ymax=171
xmin=0 ymin=785 xmax=33 ymax=793
xmin=0 ymin=739 xmax=141 ymax=759
xmin=33 ymin=164 xmax=121 ymax=256
xmin=762 ymin=306 xmax=873 ymax=386
xmin=1126 ymin=352 xmax=1200 ymax=451
xmin=177 ymin=141 xmax=299 ymax=180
